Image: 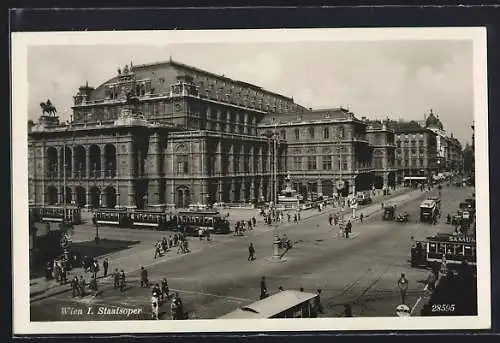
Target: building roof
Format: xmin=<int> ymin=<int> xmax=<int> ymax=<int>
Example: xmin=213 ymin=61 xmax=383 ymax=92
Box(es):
xmin=259 ymin=108 xmax=361 ymax=126
xmin=425 ymin=110 xmax=444 ymax=130
xmin=87 ymin=59 xmax=304 ymax=110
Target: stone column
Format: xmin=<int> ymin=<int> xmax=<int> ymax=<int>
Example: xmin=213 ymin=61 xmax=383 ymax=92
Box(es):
xmin=230 ymin=179 xmax=235 ymax=202
xmin=383 ymin=173 xmax=389 ymax=189
xmin=86 ymin=190 xmax=91 ymax=208
xmin=258 ymin=177 xmax=264 ymax=200
xmin=239 ymin=144 xmax=244 ymax=175
xmin=317 ymin=179 xmax=323 ymax=195
xmin=57 ymin=147 xmax=63 ymax=178
xmin=228 ymin=143 xmax=234 ymax=176
xmin=71 ymin=186 xmax=77 ymax=204
xmin=100 ymin=145 xmax=106 ymax=178
xmin=226 ymin=111 xmax=231 ymax=133
xmin=250 ymin=180 xmax=255 ymax=203
xmin=85 ymin=146 xmax=91 ymax=179
xmin=241 ymin=178 xmax=247 ymax=203
xmin=101 ymin=190 xmax=107 ymax=208
xmin=71 ymin=147 xmax=76 ymax=179
xmin=244 ymin=113 xmax=249 ymax=135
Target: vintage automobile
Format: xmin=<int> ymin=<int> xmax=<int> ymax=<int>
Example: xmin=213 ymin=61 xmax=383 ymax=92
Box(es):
xmin=396 ymin=212 xmax=410 ymax=223
xmin=382 ymin=204 xmax=396 ymax=221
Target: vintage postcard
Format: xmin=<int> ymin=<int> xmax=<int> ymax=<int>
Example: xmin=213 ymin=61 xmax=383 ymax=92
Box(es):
xmin=12 ymin=27 xmax=490 ymax=334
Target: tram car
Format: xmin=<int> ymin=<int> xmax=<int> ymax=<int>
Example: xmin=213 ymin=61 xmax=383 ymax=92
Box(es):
xmin=410 ymin=233 xmax=476 ymax=269
xmin=419 ymin=200 xmax=437 ymax=223
xmin=33 ymin=205 xmax=82 ymax=225
xmin=382 ymin=204 xmax=396 ymax=221
xmin=94 ymin=208 xmax=132 ymax=227
xmin=175 ymin=210 xmax=231 ymax=235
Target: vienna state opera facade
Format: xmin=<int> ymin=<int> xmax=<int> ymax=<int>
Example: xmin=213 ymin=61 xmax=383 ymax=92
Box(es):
xmin=28 ymin=59 xmax=397 ymax=210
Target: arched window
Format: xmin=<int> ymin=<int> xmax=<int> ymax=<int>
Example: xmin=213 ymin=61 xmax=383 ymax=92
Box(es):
xmin=280 ymin=129 xmax=286 ymax=140
xmin=309 ymin=127 xmax=315 ymax=139
xmin=323 ymin=127 xmax=330 ymax=139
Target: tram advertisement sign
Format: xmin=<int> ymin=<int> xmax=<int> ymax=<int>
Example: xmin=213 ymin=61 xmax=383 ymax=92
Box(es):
xmin=336 ymin=180 xmax=345 ymax=190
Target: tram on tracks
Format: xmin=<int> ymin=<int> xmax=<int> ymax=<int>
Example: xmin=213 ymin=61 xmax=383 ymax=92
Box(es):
xmin=175 ymin=210 xmax=231 ymax=235
xmin=219 ymin=290 xmax=319 ymax=319
xmin=91 ymin=208 xmax=230 ymax=234
xmin=410 ymin=233 xmax=476 ymax=269
xmin=30 ymin=205 xmax=82 ymax=225
xmin=420 ymin=199 xmax=438 ymax=223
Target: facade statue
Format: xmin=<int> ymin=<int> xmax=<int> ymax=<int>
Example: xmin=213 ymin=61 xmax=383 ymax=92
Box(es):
xmin=123 ymin=64 xmax=129 ymax=74
xmin=117 ymin=68 xmax=121 ymax=75
xmin=40 ymin=99 xmax=57 ymax=116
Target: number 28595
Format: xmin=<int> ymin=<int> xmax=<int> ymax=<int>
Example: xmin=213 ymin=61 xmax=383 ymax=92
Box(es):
xmin=431 ymin=304 xmax=455 ymax=312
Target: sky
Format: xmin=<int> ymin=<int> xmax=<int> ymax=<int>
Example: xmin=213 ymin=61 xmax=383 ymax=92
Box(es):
xmin=27 ymin=40 xmax=474 ymax=146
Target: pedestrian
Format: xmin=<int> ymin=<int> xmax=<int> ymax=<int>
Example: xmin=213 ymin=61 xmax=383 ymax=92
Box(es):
xmin=45 ymin=261 xmax=52 ymax=281
xmin=360 ymin=213 xmax=364 ymax=223
xmin=260 ymin=276 xmax=268 ymax=300
xmin=60 ymin=266 xmax=67 ymax=285
xmin=297 ymin=211 xmax=301 ymax=221
xmin=103 ymin=258 xmax=109 ymax=277
xmin=198 ymin=227 xmax=204 ymax=241
xmin=152 ymin=292 xmax=159 ymax=320
xmin=152 ymin=283 xmax=161 ymax=297
xmin=343 ymin=304 xmax=353 ymax=317
xmin=397 ymin=273 xmax=409 ymax=305
xmin=140 ymin=266 xmax=149 ymax=288
xmin=248 ymin=243 xmax=255 ymax=261
xmin=90 ymin=275 xmax=98 ymax=297
xmin=328 ymin=214 xmax=333 ymax=226
xmin=79 ymin=276 xmax=86 ymax=297
xmin=154 ymin=241 xmax=162 ymax=259
xmin=71 ymin=276 xmax=80 ymax=298
xmin=161 ymin=277 xmax=169 ymax=301
xmin=252 ymin=217 xmax=256 ymax=226
xmin=314 ymin=289 xmax=324 ymax=315
xmin=175 ymin=292 xmax=184 ymax=319
xmin=294 ymin=214 xmax=298 ymax=223
xmin=119 ymin=269 xmax=126 ymax=292
xmin=113 ymin=268 xmax=120 ymax=289
xmin=278 ymin=286 xmax=284 ymax=292
xmin=300 ymin=287 xmax=304 ymax=292
xmin=381 ymin=202 xmax=384 ymax=209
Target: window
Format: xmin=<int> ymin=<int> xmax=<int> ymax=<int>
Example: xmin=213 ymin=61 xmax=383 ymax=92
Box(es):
xmin=419 ymin=158 xmax=424 ymax=166
xmin=323 ymin=127 xmax=330 ymax=139
xmin=338 ymin=127 xmax=345 ymax=138
xmin=397 ymin=141 xmax=401 ymax=148
xmin=418 ymin=140 xmax=424 ymax=146
xmin=307 ymin=156 xmax=317 ymax=170
xmin=404 ymin=159 xmax=409 ymax=167
xmin=280 ymin=129 xmax=286 ymax=140
xmin=293 ymin=156 xmax=302 ymax=170
xmin=295 ymin=128 xmax=300 ymax=141
xmin=322 ymin=155 xmax=332 ymax=170
xmin=309 ymin=127 xmax=315 ymax=139
xmin=177 ymin=155 xmax=189 ymax=174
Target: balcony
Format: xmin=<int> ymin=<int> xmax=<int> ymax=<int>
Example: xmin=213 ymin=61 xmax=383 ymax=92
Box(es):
xmin=355 ymin=162 xmax=373 ymax=171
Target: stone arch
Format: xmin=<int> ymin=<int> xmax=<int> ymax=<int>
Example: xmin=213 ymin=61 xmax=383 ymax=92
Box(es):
xmin=74 ymin=145 xmax=86 ymax=177
xmin=104 ymin=186 xmax=116 ymax=208
xmin=75 ymin=186 xmax=86 ymax=208
xmin=89 ymin=186 xmax=101 ymax=209
xmin=104 ymin=143 xmax=117 ymax=177
xmin=89 ymin=144 xmax=101 ymax=177
xmin=46 ymin=147 xmax=58 ymax=177
xmin=62 ymin=186 xmax=72 ymax=204
xmin=47 ymin=186 xmax=58 ymax=204
xmin=176 ymin=185 xmax=191 ymax=209
xmin=321 ymin=180 xmax=334 ymax=197
xmin=59 ymin=147 xmax=72 ymax=177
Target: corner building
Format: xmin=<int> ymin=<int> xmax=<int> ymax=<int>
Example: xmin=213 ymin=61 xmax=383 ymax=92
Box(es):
xmin=257 ymin=109 xmax=396 ymax=198
xmin=28 ymin=60 xmax=303 ymax=209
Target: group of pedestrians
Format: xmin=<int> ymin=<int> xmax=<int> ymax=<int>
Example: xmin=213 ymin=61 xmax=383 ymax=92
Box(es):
xmin=154 ymin=233 xmax=190 ymax=259
xmin=233 ymin=218 xmax=255 ymax=236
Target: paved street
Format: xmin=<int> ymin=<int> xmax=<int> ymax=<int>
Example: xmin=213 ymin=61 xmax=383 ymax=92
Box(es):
xmin=30 ymin=185 xmax=474 ymax=321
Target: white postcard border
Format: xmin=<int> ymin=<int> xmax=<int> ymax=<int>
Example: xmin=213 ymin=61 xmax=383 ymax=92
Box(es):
xmin=12 ymin=27 xmax=490 ymax=334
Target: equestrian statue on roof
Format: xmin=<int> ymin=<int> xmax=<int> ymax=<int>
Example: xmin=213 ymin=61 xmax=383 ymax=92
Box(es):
xmin=40 ymin=99 xmax=57 ymax=116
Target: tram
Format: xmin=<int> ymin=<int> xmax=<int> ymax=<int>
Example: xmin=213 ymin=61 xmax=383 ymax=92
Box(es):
xmin=94 ymin=209 xmax=132 ymax=227
xmin=420 ymin=200 xmax=437 ymax=223
xmin=130 ymin=210 xmax=175 ymax=230
xmin=219 ymin=290 xmax=319 ymax=319
xmin=410 ymin=234 xmax=476 ymax=269
xmin=175 ymin=210 xmax=231 ymax=235
xmin=33 ymin=205 xmax=82 ymax=225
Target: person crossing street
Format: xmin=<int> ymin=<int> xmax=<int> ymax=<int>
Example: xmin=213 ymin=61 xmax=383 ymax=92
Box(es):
xmin=248 ymin=243 xmax=255 ymax=261
xmin=397 ymin=273 xmax=409 ymax=305
xmin=102 ymin=258 xmax=109 ymax=277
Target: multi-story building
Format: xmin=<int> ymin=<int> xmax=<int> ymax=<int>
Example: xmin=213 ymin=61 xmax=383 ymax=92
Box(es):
xmin=29 ymin=59 xmax=303 ymax=209
xmin=388 ymin=110 xmax=462 ymax=184
xmin=257 ymin=108 xmax=394 ymax=198
xmin=365 ymin=121 xmax=397 ymax=189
